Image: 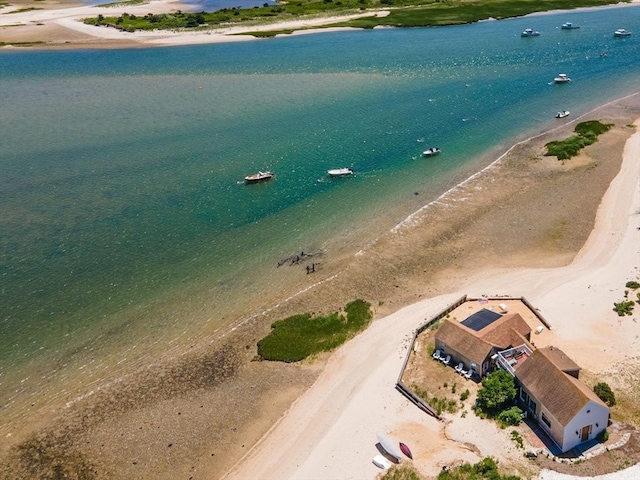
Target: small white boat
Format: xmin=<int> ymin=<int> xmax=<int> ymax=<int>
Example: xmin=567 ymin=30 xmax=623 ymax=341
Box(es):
xmin=372 ymin=455 xmax=392 ymax=470
xmin=561 ymin=22 xmax=579 ymax=30
xmin=555 ymin=110 xmax=570 ymax=118
xmin=244 ymin=171 xmax=273 ymax=183
xmin=327 ymin=167 xmax=353 ymax=177
xmin=614 ymin=29 xmax=631 ymax=37
xmin=422 ymin=147 xmax=441 ymax=157
xmin=521 ymin=28 xmax=540 ymax=37
xmin=554 ymin=73 xmax=571 ymax=83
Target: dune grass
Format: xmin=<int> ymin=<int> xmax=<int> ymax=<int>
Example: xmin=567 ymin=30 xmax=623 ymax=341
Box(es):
xmin=545 ymin=120 xmax=613 ymax=160
xmin=257 ymin=299 xmax=372 ymax=362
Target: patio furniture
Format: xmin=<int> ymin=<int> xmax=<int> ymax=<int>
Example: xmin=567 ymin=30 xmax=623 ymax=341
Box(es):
xmin=441 ymin=355 xmax=451 ymax=366
xmin=464 ymin=368 xmax=475 ymax=379
xmin=432 ymin=349 xmax=442 ymax=360
xmin=455 ymin=363 xmax=464 ymax=373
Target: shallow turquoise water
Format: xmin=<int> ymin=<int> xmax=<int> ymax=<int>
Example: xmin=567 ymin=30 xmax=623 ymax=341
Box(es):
xmin=0 ymin=6 xmax=639 ymax=423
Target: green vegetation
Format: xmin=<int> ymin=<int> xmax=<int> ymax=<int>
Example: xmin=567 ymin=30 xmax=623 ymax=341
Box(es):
xmin=597 ymin=428 xmax=609 ymax=442
xmin=382 ymin=464 xmax=424 ymax=480
xmin=475 ymin=370 xmax=517 ymax=415
xmin=411 ymin=384 xmax=459 ymax=415
xmin=0 ymin=41 xmax=45 ymax=47
xmin=545 ymin=120 xmax=613 ymax=160
xmin=497 ymin=406 xmax=523 ymax=427
xmin=438 ymin=457 xmax=521 ymax=480
xmin=4 ymin=7 xmax=42 ymax=13
xmin=81 ymin=0 xmax=629 ymax=33
xmin=593 ymin=382 xmax=616 ymax=406
xmin=256 ymin=299 xmax=372 ymax=362
xmin=625 ymin=281 xmax=640 ymax=290
xmin=510 ymin=430 xmax=524 ymax=449
xmin=613 ymin=300 xmax=635 ymax=316
xmin=100 ymin=0 xmax=147 ymax=7
xmin=460 ymin=389 xmax=470 ymax=401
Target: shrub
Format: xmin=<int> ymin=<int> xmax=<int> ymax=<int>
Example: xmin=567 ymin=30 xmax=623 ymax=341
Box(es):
xmin=510 ymin=430 xmax=524 ymax=449
xmin=460 ymin=389 xmax=470 ymax=401
xmin=497 ymin=406 xmax=523 ymax=426
xmin=597 ymin=429 xmax=609 ymax=442
xmin=625 ymin=281 xmax=640 ymax=289
xmin=593 ymin=382 xmax=616 ymax=406
xmin=438 ymin=457 xmax=521 ymax=480
xmin=613 ymin=300 xmax=634 ymax=316
xmin=476 ymin=370 xmax=517 ymax=414
xmin=381 ymin=464 xmax=423 ymax=480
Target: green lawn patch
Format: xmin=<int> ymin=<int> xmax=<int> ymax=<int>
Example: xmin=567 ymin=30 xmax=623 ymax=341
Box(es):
xmin=545 ymin=120 xmax=613 ymax=160
xmin=257 ymin=299 xmax=372 ymax=362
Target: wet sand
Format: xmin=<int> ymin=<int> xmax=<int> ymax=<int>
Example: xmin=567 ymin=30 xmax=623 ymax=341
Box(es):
xmin=1 ymin=95 xmax=639 ymax=478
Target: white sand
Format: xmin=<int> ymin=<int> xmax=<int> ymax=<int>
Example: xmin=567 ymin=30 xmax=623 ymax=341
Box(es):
xmin=223 ymin=121 xmax=639 ymax=480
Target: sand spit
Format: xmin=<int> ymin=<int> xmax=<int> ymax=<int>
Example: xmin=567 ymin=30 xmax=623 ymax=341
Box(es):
xmin=2 ymin=0 xmax=638 ymax=50
xmin=1 ymin=92 xmax=638 ymax=478
xmin=223 ymin=112 xmax=640 ymax=479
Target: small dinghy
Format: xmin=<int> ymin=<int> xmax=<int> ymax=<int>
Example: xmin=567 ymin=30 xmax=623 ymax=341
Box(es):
xmin=373 ymin=454 xmax=392 ymax=469
xmin=399 ymin=442 xmax=413 ymax=459
xmin=377 ymin=433 xmax=402 ymax=461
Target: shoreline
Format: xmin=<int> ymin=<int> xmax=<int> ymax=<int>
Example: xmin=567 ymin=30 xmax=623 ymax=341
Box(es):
xmin=223 ymin=116 xmax=640 ymax=480
xmin=1 ymin=1 xmax=638 ymax=49
xmin=2 ymin=91 xmax=638 ymax=478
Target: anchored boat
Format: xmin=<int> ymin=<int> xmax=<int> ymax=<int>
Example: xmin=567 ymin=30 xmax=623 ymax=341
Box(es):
xmin=244 ymin=171 xmax=273 ymax=183
xmin=327 ymin=168 xmax=354 ymax=177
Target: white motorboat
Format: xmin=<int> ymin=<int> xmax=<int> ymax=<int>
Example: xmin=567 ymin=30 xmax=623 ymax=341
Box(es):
xmin=554 ymin=73 xmax=571 ymax=83
xmin=555 ymin=110 xmax=570 ymax=118
xmin=327 ymin=167 xmax=353 ymax=177
xmin=372 ymin=455 xmax=392 ymax=470
xmin=614 ymin=29 xmax=631 ymax=37
xmin=422 ymin=147 xmax=441 ymax=157
xmin=244 ymin=171 xmax=273 ymax=183
xmin=521 ymin=28 xmax=540 ymax=37
xmin=561 ymin=22 xmax=579 ymax=29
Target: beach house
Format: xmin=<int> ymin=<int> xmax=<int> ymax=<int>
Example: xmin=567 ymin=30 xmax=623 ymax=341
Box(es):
xmin=513 ymin=346 xmax=609 ymax=452
xmin=432 ymin=305 xmax=609 ymax=453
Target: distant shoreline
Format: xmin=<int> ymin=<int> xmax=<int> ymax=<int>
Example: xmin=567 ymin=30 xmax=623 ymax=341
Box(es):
xmin=1 ymin=0 xmax=638 ymax=49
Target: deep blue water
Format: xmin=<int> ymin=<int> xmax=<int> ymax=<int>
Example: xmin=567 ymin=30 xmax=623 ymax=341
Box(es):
xmin=0 ymin=5 xmax=639 ymax=430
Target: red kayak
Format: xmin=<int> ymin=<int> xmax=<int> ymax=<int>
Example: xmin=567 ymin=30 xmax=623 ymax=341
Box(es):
xmin=399 ymin=442 xmax=413 ymax=459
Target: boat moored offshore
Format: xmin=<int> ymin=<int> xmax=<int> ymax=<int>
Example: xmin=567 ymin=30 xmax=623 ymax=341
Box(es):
xmin=521 ymin=28 xmax=540 ymax=37
xmin=614 ymin=29 xmax=631 ymax=37
xmin=244 ymin=171 xmax=274 ymax=183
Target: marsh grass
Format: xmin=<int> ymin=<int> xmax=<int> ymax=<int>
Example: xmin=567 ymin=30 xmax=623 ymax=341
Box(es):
xmin=545 ymin=120 xmax=613 ymax=160
xmin=81 ymin=0 xmax=629 ymax=32
xmin=256 ymin=299 xmax=372 ymax=362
